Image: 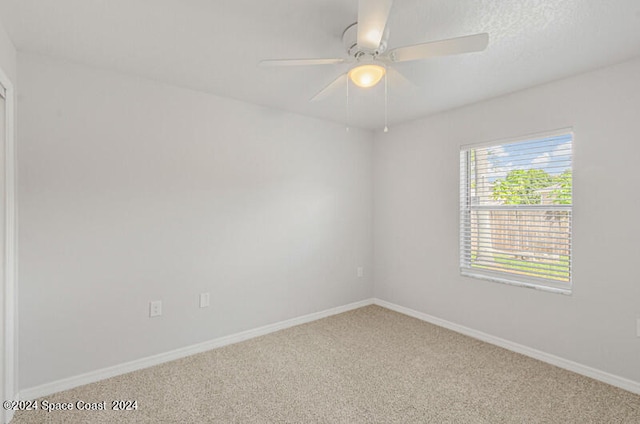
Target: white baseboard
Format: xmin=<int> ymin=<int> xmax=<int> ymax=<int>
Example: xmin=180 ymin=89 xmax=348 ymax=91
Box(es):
xmin=20 ymin=298 xmax=374 ymax=401
xmin=373 ymin=298 xmax=640 ymax=395
xmin=21 ymin=297 xmax=639 ymax=402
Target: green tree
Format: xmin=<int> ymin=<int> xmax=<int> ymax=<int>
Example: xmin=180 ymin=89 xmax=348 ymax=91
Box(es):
xmin=551 ymin=170 xmax=572 ymax=205
xmin=492 ymin=169 xmax=553 ymax=205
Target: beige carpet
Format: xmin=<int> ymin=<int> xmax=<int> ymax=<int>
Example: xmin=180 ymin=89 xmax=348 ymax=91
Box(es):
xmin=12 ymin=305 xmax=640 ymax=423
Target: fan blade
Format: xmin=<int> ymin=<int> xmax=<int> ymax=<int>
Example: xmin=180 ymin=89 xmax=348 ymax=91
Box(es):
xmin=389 ymin=33 xmax=489 ymax=63
xmin=310 ymin=73 xmax=348 ymax=102
xmin=259 ymin=58 xmax=345 ymax=67
xmin=357 ymin=0 xmax=393 ymax=51
xmin=387 ymin=67 xmax=418 ymax=89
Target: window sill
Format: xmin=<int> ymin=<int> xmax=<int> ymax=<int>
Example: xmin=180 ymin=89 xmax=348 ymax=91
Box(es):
xmin=461 ymin=270 xmax=572 ymax=295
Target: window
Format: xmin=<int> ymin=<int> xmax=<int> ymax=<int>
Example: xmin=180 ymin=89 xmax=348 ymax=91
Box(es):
xmin=460 ymin=131 xmax=573 ymax=293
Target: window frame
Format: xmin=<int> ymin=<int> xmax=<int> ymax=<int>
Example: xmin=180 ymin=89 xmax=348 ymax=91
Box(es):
xmin=459 ymin=129 xmax=573 ymax=295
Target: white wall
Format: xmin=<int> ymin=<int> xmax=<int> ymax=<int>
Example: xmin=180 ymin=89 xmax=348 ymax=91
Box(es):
xmin=374 ymin=57 xmax=640 ymax=384
xmin=17 ymin=53 xmax=373 ymax=390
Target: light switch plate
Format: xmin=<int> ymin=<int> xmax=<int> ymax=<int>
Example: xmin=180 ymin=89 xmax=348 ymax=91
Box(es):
xmin=200 ymin=293 xmax=210 ymax=308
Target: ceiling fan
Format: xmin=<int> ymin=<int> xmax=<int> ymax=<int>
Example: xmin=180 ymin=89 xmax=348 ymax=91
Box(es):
xmin=259 ymin=0 xmax=488 ymax=127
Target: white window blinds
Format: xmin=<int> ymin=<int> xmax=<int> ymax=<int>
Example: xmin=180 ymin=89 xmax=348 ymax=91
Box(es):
xmin=460 ymin=132 xmax=573 ymax=293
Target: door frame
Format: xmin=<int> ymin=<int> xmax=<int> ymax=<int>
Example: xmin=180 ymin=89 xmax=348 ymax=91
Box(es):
xmin=0 ymin=65 xmax=16 ymax=424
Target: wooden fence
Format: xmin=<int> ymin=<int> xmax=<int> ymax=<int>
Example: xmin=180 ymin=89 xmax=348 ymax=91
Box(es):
xmin=486 ymin=210 xmax=571 ymax=258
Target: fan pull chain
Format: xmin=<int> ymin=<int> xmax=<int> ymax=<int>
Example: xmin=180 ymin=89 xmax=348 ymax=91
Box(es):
xmin=383 ymin=71 xmax=389 ymax=133
xmin=346 ymin=78 xmax=350 ymax=132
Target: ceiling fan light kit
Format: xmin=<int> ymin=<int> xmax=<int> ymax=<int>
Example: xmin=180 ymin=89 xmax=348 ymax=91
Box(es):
xmin=349 ymin=64 xmax=386 ymax=88
xmin=259 ymin=0 xmax=489 ymax=130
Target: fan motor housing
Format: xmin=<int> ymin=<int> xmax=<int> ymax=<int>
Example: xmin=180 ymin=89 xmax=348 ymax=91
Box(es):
xmin=342 ymin=22 xmax=389 ymax=58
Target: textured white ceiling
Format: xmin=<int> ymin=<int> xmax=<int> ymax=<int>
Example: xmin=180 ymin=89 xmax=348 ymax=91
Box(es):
xmin=1 ymin=0 xmax=639 ymax=130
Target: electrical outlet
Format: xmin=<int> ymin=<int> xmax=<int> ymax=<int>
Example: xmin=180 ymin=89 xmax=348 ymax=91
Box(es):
xmin=149 ymin=300 xmax=162 ymax=317
xmin=357 ymin=267 xmax=364 ymax=278
xmin=200 ymin=293 xmax=210 ymax=308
